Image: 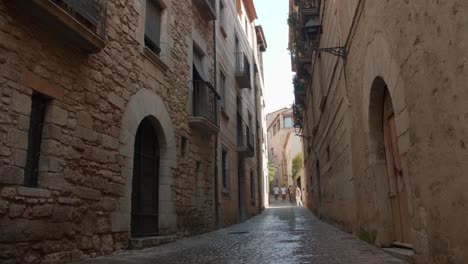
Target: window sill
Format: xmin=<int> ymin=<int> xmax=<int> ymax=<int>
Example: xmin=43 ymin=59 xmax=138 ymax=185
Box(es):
xmin=221 ymin=109 xmax=229 ymax=120
xmin=220 ymin=25 xmax=227 ymax=38
xmin=142 ymin=46 xmax=169 ymax=72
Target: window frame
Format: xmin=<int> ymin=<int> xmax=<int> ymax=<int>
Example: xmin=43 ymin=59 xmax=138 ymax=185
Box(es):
xmin=144 ymin=0 xmax=163 ymax=55
xmin=283 ymin=117 xmax=293 ymax=128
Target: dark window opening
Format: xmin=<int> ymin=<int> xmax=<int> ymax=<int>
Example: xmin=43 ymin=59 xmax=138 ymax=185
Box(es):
xmin=220 ymin=71 xmax=226 ymax=110
xmin=222 ymin=148 xmax=228 ymax=189
xmin=24 ymin=92 xmax=48 ymax=187
xmin=181 ymin=136 xmax=188 ymax=158
xmin=145 ymin=0 xmax=162 ymax=55
xmin=195 ymin=161 xmax=201 ymax=190
xmin=250 ymin=169 xmax=254 ymax=200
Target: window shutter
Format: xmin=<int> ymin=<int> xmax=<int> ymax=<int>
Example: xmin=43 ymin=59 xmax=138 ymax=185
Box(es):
xmin=220 ymin=72 xmax=226 ymax=110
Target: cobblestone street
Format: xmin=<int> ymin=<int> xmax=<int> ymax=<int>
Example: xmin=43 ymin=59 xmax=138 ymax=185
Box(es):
xmin=75 ymin=199 xmax=406 ymax=264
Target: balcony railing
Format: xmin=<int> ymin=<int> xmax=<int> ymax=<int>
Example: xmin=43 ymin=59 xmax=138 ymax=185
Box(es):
xmin=237 ymin=113 xmax=254 ymax=158
xmin=193 ymin=0 xmax=217 ymax=21
xmin=235 ymin=52 xmax=252 ymax=89
xmin=189 ymin=80 xmax=220 ymax=134
xmin=293 ymin=75 xmax=307 ymax=96
xmin=296 ymin=0 xmax=319 ymax=20
xmin=58 ymin=0 xmax=107 ymax=38
xmin=7 ymin=0 xmax=107 ymax=52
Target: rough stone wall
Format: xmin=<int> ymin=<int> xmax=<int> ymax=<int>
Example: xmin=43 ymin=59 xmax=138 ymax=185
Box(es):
xmin=301 ymin=0 xmax=468 ymax=263
xmin=0 ymin=0 xmax=218 ymax=262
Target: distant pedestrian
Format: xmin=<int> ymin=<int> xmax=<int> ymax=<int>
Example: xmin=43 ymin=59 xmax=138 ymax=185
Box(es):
xmin=281 ymin=185 xmax=287 ymax=202
xmin=296 ymin=186 xmax=303 ymax=206
xmin=273 ymin=185 xmax=279 ymax=201
xmin=288 ymin=185 xmax=292 ymax=201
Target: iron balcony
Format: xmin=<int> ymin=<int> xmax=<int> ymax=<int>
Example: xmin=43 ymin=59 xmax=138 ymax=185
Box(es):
xmin=189 ymin=80 xmax=220 ymax=135
xmin=193 ymin=0 xmax=217 ymax=21
xmin=300 ymin=0 xmax=319 ymax=18
xmin=237 ymin=113 xmax=254 ymax=158
xmin=6 ymin=0 xmax=107 ymax=53
xmin=235 ymin=52 xmax=252 ymax=89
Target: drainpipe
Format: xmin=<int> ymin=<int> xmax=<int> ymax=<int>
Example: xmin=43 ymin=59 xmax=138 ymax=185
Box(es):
xmin=212 ymin=19 xmax=220 ymax=229
xmin=254 ymin=82 xmax=262 ymax=213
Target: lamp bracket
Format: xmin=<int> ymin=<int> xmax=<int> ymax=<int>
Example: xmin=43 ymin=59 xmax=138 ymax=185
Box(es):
xmin=295 ymin=134 xmax=312 ymax=140
xmin=312 ymin=47 xmax=346 ymax=58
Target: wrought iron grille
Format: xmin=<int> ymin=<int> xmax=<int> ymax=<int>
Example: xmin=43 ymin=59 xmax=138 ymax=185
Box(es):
xmin=55 ymin=0 xmax=107 ymax=39
xmin=302 ymin=0 xmax=318 ymax=9
xmin=237 ymin=112 xmax=254 ymax=152
xmin=235 ymin=52 xmax=251 ymax=77
xmin=192 ymin=80 xmax=220 ymax=127
xmin=131 ymin=118 xmax=160 ymax=237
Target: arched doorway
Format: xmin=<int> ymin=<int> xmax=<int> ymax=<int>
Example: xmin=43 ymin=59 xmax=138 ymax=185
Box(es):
xmin=369 ymin=77 xmax=411 ymax=247
xmin=131 ymin=116 xmax=160 ymax=237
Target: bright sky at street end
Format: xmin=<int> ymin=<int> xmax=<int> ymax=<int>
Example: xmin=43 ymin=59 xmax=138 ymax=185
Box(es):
xmin=255 ymin=0 xmax=295 ymax=114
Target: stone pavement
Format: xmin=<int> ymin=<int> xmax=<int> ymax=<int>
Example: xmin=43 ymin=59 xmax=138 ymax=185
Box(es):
xmin=74 ymin=199 xmax=407 ymax=264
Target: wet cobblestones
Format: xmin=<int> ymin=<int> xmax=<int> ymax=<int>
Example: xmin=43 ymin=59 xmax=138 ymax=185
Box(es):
xmin=75 ymin=201 xmax=407 ymax=264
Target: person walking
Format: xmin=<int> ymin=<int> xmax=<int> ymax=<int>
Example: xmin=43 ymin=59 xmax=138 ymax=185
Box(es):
xmin=296 ymin=186 xmax=303 ymax=206
xmin=281 ymin=185 xmax=287 ymax=203
xmin=273 ymin=185 xmax=279 ymax=201
xmin=288 ymin=185 xmax=292 ymax=202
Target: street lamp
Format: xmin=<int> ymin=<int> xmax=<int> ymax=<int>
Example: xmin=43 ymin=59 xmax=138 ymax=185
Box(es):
xmin=294 ymin=120 xmax=311 ymax=139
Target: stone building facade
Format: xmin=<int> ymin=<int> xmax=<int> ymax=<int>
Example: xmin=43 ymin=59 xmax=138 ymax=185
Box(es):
xmin=0 ymin=0 xmax=267 ymax=262
xmin=289 ymin=0 xmax=468 ymax=263
xmin=215 ymin=0 xmax=268 ymax=226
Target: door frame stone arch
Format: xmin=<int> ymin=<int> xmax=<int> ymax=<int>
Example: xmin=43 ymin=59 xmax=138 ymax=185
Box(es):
xmin=112 ymin=88 xmax=177 ymax=236
xmin=361 ymin=33 xmax=413 ymax=247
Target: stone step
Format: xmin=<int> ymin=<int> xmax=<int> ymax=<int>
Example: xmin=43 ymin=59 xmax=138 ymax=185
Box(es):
xmin=383 ymin=247 xmax=414 ymax=263
xmin=129 ymin=235 xmax=177 ymax=250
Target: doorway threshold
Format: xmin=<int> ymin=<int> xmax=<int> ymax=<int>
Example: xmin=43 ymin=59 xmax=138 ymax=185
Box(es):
xmin=383 ymin=247 xmax=414 ymax=263
xmin=129 ymin=235 xmax=177 ymax=250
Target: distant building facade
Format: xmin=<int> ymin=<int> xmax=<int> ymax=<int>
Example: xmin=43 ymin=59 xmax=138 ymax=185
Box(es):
xmin=289 ymin=0 xmax=468 ymax=263
xmin=266 ymin=107 xmax=302 ymax=192
xmin=0 ymin=0 xmax=267 ymax=262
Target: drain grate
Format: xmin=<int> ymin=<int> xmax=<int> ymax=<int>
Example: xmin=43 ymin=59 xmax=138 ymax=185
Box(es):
xmin=227 ymin=231 xmax=249 ymax=235
xmin=279 ymin=239 xmax=301 ymax=243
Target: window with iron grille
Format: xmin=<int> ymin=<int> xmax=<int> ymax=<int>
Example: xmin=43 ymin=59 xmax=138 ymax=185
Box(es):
xmin=24 ymin=92 xmax=48 ymax=187
xmin=145 ymin=0 xmax=162 ymax=55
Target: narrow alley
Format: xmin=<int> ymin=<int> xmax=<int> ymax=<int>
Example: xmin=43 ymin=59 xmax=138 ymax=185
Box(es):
xmin=1 ymin=0 xmax=467 ymax=263
xmin=74 ymin=199 xmax=405 ymax=264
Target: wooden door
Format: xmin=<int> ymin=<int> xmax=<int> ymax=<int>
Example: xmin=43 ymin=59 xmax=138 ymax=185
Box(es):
xmin=383 ymin=90 xmax=411 ymax=246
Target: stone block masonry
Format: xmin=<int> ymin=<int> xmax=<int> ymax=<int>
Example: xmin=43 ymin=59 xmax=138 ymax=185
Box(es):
xmin=0 ymin=0 xmax=221 ymax=263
